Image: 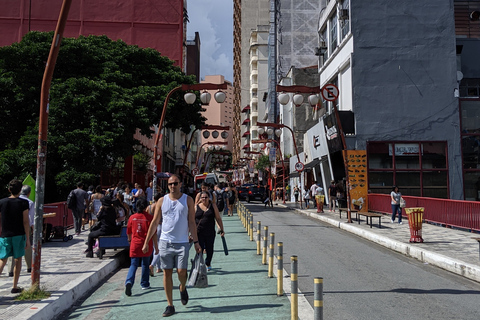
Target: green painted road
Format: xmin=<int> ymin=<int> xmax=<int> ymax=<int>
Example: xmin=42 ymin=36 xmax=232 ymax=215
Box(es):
xmin=60 ymin=214 xmax=291 ymax=319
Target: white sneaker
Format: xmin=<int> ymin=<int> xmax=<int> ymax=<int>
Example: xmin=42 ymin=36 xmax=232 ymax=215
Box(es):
xmin=391 ymin=219 xmax=395 ymax=223
xmin=141 ymin=286 xmax=151 ymax=290
xmin=399 ymin=222 xmax=403 ymax=225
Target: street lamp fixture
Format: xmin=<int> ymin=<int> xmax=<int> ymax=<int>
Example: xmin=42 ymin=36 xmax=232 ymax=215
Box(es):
xmin=212 ymin=130 xmax=219 ymax=138
xmin=200 ymin=91 xmax=211 ymax=105
xmin=275 ymin=129 xmax=282 ymax=137
xmin=203 ymin=131 xmax=210 ymax=139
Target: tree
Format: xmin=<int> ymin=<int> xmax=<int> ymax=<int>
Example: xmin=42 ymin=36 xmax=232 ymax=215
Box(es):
xmin=0 ymin=32 xmax=205 ymax=201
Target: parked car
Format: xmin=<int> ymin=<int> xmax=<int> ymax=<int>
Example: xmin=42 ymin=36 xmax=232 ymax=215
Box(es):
xmin=246 ymin=185 xmax=266 ymax=203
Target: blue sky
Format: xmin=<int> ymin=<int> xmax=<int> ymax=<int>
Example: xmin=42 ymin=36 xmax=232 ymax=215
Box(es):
xmin=186 ymin=0 xmax=233 ymax=83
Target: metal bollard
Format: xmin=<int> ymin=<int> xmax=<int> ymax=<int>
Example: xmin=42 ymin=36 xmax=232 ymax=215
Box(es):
xmin=262 ymin=226 xmax=268 ymax=265
xmin=291 ymin=256 xmax=298 ymax=320
xmin=314 ymin=277 xmax=323 ymax=320
xmin=256 ymin=221 xmax=261 ymax=255
xmin=277 ymin=242 xmax=283 ymax=296
xmin=245 ymin=212 xmax=249 ymax=231
xmin=268 ymin=232 xmax=275 ymax=278
xmin=249 ymin=214 xmax=254 ymax=241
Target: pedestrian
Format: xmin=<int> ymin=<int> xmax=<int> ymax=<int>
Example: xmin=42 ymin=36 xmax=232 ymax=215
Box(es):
xmin=213 ymin=183 xmax=226 ymax=215
xmin=195 ymin=191 xmax=225 ymax=271
xmin=123 ymin=185 xmax=134 ymax=212
xmin=70 ymin=182 xmax=90 ymax=235
xmin=124 ymin=198 xmax=157 ymax=296
xmin=85 ymin=196 xmax=121 ymax=258
xmin=328 ymin=180 xmax=337 ymax=212
xmin=285 ymin=184 xmax=291 ymax=202
xmin=226 ymin=183 xmax=237 ymax=216
xmin=17 ymin=185 xmax=34 ymax=274
xmin=390 ymin=186 xmax=403 ymax=224
xmin=0 ymin=179 xmax=31 ymax=294
xmin=146 ymin=181 xmax=154 ymax=203
xmin=195 ymin=182 xmax=217 ymax=205
xmin=142 ymin=174 xmax=202 ymax=317
xmin=264 ymin=186 xmax=273 ymax=208
xmin=293 ymin=186 xmax=299 ymax=202
xmin=89 ymin=185 xmax=104 ymax=228
xmin=304 ymin=186 xmax=311 ymax=208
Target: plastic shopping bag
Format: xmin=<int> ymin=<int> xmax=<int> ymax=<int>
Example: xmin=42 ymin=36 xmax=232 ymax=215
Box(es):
xmin=188 ymin=253 xmax=208 ymax=288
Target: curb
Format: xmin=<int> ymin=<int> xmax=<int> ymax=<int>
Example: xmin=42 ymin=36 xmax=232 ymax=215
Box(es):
xmin=15 ymin=251 xmax=127 ymax=320
xmin=285 ymin=205 xmax=480 ymax=284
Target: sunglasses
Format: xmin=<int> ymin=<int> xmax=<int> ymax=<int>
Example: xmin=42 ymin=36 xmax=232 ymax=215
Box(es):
xmin=168 ymin=182 xmax=179 ymax=186
xmin=201 ymin=197 xmax=209 ymax=199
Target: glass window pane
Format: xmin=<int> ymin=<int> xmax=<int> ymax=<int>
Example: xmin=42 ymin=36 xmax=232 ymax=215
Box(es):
xmin=422 ymin=142 xmax=446 ymax=169
xmin=396 ymin=172 xmax=420 ymax=196
xmin=368 ymin=172 xmax=393 ymax=194
xmin=392 ymin=143 xmax=420 ymax=169
xmin=368 ymin=143 xmax=392 ymax=169
xmin=461 ymin=100 xmax=480 ymax=132
xmin=463 ymin=172 xmax=480 ymax=201
xmin=422 ymin=171 xmax=448 ymax=198
xmin=462 ymin=136 xmax=480 ymax=169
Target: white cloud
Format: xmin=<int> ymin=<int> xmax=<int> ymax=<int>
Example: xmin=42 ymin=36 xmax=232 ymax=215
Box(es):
xmin=186 ymin=0 xmax=233 ymax=83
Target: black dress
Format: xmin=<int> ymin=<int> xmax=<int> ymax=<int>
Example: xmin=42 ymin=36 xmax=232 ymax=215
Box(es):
xmin=195 ymin=203 xmax=216 ymax=266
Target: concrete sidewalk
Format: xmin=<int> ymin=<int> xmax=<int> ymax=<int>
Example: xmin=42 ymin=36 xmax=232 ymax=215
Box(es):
xmin=0 ymin=214 xmax=292 ymax=320
xmin=279 ymin=201 xmax=480 ymax=284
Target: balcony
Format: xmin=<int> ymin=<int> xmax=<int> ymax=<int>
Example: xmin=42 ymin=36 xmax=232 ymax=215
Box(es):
xmin=251 ymin=83 xmax=258 ymax=90
xmin=251 ymin=68 xmax=258 ymax=76
xmin=251 ymin=111 xmax=258 ymax=118
xmin=250 ymin=97 xmax=258 ymax=105
xmin=250 ymin=55 xmax=258 ymax=63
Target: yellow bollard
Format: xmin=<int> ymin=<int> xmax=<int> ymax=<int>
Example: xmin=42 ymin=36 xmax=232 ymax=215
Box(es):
xmin=262 ymin=226 xmax=268 ymax=265
xmin=277 ymin=242 xmax=283 ymax=296
xmin=268 ymin=233 xmax=275 ymax=278
xmin=256 ymin=221 xmax=261 ymax=255
xmin=291 ymin=256 xmax=298 ymax=320
xmin=249 ymin=214 xmax=254 ymax=241
xmin=314 ymin=277 xmax=323 ymax=320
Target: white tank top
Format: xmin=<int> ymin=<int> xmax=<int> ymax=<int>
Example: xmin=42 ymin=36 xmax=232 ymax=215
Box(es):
xmin=160 ymin=193 xmax=189 ymax=243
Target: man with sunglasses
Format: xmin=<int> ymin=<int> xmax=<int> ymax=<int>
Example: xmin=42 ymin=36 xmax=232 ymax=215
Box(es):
xmin=142 ymin=174 xmax=201 ymax=317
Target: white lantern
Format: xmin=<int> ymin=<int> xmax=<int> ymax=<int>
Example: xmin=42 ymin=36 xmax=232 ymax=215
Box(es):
xmin=252 ymin=143 xmax=258 ymax=150
xmin=278 ymin=92 xmax=290 ymax=105
xmin=202 ymin=131 xmax=210 ymax=139
xmin=184 ymin=92 xmax=196 ymax=104
xmin=214 ymin=91 xmax=227 ymax=103
xmin=266 ymin=128 xmax=274 ymax=135
xmin=266 ymin=142 xmax=272 ymax=148
xmin=275 ymin=129 xmax=282 ymax=137
xmin=200 ymin=91 xmax=212 ymax=105
xmin=212 ymin=130 xmax=219 ymax=138
xmin=308 ymin=94 xmax=320 ymax=106
xmin=293 ymin=93 xmax=304 ymax=107
xmin=258 ymin=127 xmax=265 ymax=135
xmin=221 ymin=131 xmax=228 ymax=139
xmin=208 ymin=145 xmax=214 ymax=150
xmin=259 ymin=143 xmax=265 ymax=149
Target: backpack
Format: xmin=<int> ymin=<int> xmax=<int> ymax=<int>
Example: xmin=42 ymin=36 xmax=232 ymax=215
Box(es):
xmin=215 ymin=191 xmax=225 ymax=211
xmin=67 ymin=190 xmax=77 ymax=210
xmin=228 ymin=190 xmax=235 ymax=203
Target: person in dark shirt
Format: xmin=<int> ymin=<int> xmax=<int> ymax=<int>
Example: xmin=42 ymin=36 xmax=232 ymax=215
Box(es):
xmin=85 ymin=196 xmax=121 ymax=258
xmin=0 ymin=179 xmax=30 ymax=294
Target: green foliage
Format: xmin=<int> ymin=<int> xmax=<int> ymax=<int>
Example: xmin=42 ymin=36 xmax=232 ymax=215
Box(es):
xmin=255 ymin=155 xmax=271 ymax=172
xmin=14 ymin=283 xmax=50 ymax=301
xmin=133 ymin=152 xmax=152 ymax=172
xmin=0 ymin=32 xmax=205 ymax=201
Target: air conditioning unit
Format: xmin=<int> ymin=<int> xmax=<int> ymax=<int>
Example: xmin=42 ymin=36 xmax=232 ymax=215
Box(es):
xmin=339 ymin=9 xmax=349 ymax=21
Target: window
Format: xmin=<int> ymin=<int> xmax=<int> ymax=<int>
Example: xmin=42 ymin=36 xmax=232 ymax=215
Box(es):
xmin=461 ymin=98 xmax=480 ymax=200
xmin=329 ymin=15 xmax=338 ymax=53
xmin=459 ymin=79 xmax=480 ymax=98
xmin=367 ymin=141 xmax=448 ymax=198
xmin=340 ymin=0 xmax=350 ymax=41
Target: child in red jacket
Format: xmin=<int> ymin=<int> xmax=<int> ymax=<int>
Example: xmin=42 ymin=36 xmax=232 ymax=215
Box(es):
xmin=125 ymin=198 xmax=157 ymax=296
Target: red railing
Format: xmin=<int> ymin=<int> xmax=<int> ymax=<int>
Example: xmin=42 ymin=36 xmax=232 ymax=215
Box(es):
xmin=43 ymin=202 xmax=74 ymax=229
xmin=368 ymin=194 xmax=480 ymax=232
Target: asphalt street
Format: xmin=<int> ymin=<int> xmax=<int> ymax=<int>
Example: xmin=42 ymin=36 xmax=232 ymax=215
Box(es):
xmin=244 ymin=202 xmax=480 ymax=320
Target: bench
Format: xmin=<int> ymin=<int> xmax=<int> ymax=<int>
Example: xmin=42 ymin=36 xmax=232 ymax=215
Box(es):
xmin=97 ymin=226 xmax=129 ymax=259
xmin=338 ymin=207 xmax=358 ymax=219
xmin=473 ymin=238 xmax=480 ymax=261
xmin=356 ymin=212 xmax=383 ymax=228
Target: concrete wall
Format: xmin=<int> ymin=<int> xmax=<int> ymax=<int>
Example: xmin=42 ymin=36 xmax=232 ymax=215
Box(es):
xmin=351 ymin=0 xmax=463 ymax=199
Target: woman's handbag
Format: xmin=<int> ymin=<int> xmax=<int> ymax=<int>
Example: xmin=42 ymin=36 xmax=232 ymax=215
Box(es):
xmin=188 ymin=253 xmax=208 ymax=288
xmin=400 ymin=197 xmax=406 ymax=208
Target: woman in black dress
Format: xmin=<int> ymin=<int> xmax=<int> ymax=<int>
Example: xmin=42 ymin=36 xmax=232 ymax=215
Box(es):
xmin=195 ymin=191 xmax=225 ymax=271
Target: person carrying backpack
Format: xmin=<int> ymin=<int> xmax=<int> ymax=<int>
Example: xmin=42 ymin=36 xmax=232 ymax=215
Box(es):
xmin=214 ymin=184 xmax=226 ymax=215
xmin=226 ymin=183 xmax=237 ymax=216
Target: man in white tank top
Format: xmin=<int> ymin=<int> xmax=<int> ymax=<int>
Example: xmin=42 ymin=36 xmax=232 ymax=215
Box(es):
xmin=142 ymin=174 xmax=201 ymax=317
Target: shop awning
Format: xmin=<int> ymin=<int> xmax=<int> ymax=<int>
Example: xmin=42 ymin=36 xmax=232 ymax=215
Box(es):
xmin=242 ymin=144 xmax=250 ymax=149
xmin=242 ymin=105 xmax=251 ymax=113
xmin=242 ymin=131 xmax=251 ymax=137
xmin=304 ymin=159 xmax=321 ymax=170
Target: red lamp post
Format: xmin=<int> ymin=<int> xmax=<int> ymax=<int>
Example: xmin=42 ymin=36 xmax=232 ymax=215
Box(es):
xmin=152 ymin=83 xmax=227 ymax=195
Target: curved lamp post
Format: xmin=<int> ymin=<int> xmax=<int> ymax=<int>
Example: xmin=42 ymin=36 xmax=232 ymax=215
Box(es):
xmin=194 ymin=141 xmax=228 ymax=173
xmin=153 ymin=83 xmax=227 ymax=195
xmin=183 ymin=124 xmax=230 ymax=169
